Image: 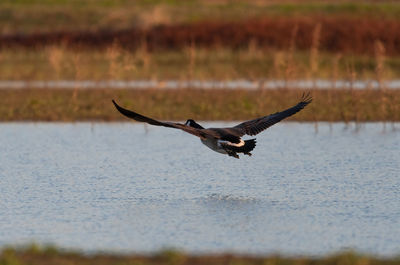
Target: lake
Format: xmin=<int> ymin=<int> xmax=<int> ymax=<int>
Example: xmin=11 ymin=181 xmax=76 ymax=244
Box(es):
xmin=0 ymin=122 xmax=399 ymax=256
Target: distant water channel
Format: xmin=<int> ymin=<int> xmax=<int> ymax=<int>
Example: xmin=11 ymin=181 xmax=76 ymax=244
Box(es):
xmin=0 ymin=122 xmax=399 ymax=256
xmin=1 ymin=79 xmax=400 ymax=90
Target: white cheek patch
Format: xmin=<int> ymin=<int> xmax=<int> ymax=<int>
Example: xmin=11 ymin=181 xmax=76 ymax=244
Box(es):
xmin=229 ymin=139 xmax=245 ymax=147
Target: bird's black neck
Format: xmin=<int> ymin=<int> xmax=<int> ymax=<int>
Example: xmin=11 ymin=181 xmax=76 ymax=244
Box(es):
xmin=187 ymin=120 xmax=204 ymax=129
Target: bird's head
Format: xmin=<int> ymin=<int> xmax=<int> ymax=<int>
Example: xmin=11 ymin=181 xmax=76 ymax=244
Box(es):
xmin=184 ymin=119 xmax=204 ymax=129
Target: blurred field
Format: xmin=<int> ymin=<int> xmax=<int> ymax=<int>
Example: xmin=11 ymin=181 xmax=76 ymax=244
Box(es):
xmin=1 ymin=247 xmax=400 ymax=265
xmin=2 ymin=0 xmax=400 ymax=34
xmin=1 ymin=0 xmax=400 ymax=81
xmin=0 ymin=0 xmax=399 ymax=121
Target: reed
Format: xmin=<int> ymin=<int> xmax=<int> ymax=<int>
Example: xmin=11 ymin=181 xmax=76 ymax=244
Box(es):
xmin=285 ymin=24 xmax=299 ymax=83
xmin=328 ymin=53 xmax=343 ymax=130
xmin=309 ymin=23 xmax=322 ymax=85
xmin=273 ymin=51 xmax=285 ymax=87
xmin=186 ymin=39 xmax=196 ymax=82
xmin=137 ymin=36 xmax=152 ymax=79
xmin=374 ymin=40 xmax=389 ymax=131
xmin=309 ymin=23 xmax=322 ymax=132
xmin=346 ymin=58 xmax=362 ymax=130
xmin=47 ymin=46 xmax=64 ymax=80
xmin=122 ymin=48 xmax=137 ymax=79
xmin=107 ymin=41 xmax=123 ymax=80
xmin=72 ymin=52 xmax=84 ymax=102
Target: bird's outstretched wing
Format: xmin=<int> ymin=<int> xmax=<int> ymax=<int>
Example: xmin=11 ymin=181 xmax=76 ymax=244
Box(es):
xmin=112 ymin=100 xmax=177 ymax=128
xmin=112 ymin=100 xmax=206 ymax=138
xmin=233 ymin=92 xmax=312 ymax=136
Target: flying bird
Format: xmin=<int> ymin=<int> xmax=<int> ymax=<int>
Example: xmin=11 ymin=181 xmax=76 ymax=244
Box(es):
xmin=112 ymin=93 xmax=312 ymax=159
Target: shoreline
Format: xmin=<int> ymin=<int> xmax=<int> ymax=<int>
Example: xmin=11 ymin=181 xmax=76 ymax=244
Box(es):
xmin=1 ymin=247 xmax=400 ymax=265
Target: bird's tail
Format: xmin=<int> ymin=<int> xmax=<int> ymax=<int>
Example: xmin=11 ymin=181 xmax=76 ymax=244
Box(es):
xmin=242 ymin=139 xmax=257 ymax=153
xmin=227 ymin=139 xmax=256 ymax=154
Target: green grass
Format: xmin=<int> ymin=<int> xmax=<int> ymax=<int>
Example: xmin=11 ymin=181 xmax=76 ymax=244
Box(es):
xmin=270 ymin=2 xmax=400 ymax=16
xmin=0 ymin=47 xmax=398 ymax=81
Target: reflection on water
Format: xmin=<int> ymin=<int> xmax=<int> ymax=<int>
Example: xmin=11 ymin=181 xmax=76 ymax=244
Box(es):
xmin=0 ymin=122 xmax=399 ymax=255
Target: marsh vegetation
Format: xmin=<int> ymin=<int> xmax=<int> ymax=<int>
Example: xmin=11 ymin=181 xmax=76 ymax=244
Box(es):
xmin=2 ymin=247 xmax=400 ymax=265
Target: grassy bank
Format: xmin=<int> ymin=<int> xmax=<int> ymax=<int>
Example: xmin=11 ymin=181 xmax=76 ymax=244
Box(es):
xmin=1 ymin=247 xmax=400 ymax=265
xmin=0 ymin=89 xmax=399 ymax=122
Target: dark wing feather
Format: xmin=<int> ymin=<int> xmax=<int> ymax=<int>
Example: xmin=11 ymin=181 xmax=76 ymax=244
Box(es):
xmin=112 ymin=100 xmax=206 ymax=138
xmin=112 ymin=100 xmax=176 ymax=128
xmin=233 ymin=93 xmax=312 ymax=136
xmin=204 ymin=128 xmax=242 ymax=144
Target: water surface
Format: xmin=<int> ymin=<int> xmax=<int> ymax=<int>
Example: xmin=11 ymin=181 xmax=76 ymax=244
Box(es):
xmin=0 ymin=122 xmax=399 ymax=255
xmin=1 ymin=79 xmax=400 ymax=90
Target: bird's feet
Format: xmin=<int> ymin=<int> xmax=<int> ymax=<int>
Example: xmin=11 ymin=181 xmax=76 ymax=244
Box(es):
xmin=244 ymin=152 xmax=252 ymax=156
xmin=227 ymin=151 xmax=239 ymax=159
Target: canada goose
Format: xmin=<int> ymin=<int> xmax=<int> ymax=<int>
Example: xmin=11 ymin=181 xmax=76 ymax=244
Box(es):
xmin=112 ymin=93 xmax=312 ymax=158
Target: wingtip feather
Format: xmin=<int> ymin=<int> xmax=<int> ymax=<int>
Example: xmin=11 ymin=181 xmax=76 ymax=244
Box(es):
xmin=112 ymin=99 xmax=124 ymax=111
xmin=300 ymin=92 xmax=313 ymax=105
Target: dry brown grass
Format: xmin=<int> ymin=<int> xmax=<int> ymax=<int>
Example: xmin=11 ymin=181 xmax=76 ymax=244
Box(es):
xmin=1 ymin=44 xmax=399 ymax=81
